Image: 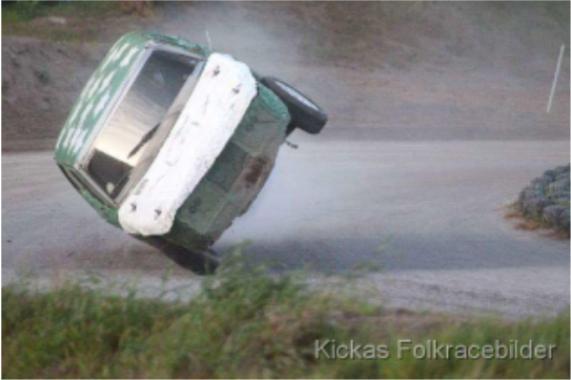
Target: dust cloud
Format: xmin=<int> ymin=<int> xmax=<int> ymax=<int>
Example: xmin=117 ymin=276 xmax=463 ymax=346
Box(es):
xmin=149 ymin=2 xmax=570 ymax=140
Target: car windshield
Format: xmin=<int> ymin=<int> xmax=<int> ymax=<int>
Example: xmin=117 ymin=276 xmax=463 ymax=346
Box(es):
xmin=86 ymin=49 xmax=201 ymax=201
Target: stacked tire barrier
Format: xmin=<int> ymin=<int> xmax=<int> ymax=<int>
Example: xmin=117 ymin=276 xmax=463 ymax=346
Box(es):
xmin=517 ymin=164 xmax=570 ymax=234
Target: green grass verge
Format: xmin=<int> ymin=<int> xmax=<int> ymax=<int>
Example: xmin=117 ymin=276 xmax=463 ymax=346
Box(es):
xmin=3 ymin=265 xmax=570 ymax=378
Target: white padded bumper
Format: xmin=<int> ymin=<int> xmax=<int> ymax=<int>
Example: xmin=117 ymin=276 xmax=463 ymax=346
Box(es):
xmin=118 ymin=53 xmax=257 ymax=236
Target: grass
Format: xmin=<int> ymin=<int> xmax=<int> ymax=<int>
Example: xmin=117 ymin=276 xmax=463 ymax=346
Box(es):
xmin=3 ymin=262 xmax=570 ymax=378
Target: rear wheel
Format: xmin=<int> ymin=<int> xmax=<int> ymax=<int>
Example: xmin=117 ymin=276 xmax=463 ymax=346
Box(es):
xmin=261 ymin=77 xmax=327 ymax=135
xmin=142 ymin=237 xmax=219 ymax=274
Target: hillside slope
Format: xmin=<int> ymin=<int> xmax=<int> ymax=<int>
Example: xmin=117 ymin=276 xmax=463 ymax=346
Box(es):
xmin=2 ymin=2 xmax=569 ymax=151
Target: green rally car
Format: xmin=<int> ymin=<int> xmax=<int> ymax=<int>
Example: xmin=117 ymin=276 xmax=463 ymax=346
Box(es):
xmin=54 ymin=31 xmax=327 ymax=273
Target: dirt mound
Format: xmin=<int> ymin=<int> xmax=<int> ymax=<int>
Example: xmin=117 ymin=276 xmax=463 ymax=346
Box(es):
xmin=2 ymin=37 xmax=107 ymax=151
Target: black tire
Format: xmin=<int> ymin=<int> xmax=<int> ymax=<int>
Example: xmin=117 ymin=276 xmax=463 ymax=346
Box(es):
xmin=261 ymin=77 xmax=327 ymax=135
xmin=141 ymin=237 xmax=219 ymax=275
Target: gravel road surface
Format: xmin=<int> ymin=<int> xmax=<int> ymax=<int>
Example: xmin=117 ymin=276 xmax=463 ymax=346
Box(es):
xmin=2 ymin=139 xmax=569 ymax=319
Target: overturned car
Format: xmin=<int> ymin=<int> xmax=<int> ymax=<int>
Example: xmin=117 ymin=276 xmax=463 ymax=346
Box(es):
xmin=54 ymin=32 xmax=326 ymax=273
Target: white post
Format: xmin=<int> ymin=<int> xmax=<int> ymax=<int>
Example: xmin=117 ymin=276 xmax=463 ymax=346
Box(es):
xmin=205 ymin=29 xmax=213 ymax=51
xmin=546 ymin=44 xmax=565 ymax=113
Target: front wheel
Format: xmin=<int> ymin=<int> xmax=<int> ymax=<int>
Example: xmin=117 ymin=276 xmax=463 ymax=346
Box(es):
xmin=261 ymin=77 xmax=327 ymax=135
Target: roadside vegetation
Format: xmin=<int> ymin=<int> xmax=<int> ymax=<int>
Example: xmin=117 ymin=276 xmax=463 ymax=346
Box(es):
xmin=505 ymin=203 xmax=569 ymax=239
xmin=3 ymin=260 xmax=569 ymax=379
xmin=3 ymin=1 xmax=120 ymax=23
xmin=2 ymin=1 xmax=150 ymax=42
xmin=509 ymin=164 xmax=570 ymax=238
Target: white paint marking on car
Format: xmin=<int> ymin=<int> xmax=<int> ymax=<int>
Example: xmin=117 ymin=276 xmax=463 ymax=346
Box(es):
xmin=120 ymin=47 xmax=139 ymax=67
xmin=86 ymin=75 xmax=103 ymax=99
xmin=78 ymin=102 xmax=93 ymax=131
xmin=109 ymin=43 xmax=130 ymax=62
xmin=93 ymin=91 xmax=111 ymax=116
xmin=57 ymin=104 xmax=81 ymax=148
xmin=72 ymin=129 xmax=89 ymax=154
xmin=100 ymin=70 xmax=116 ymax=93
xmin=79 ymin=75 xmax=97 ymax=101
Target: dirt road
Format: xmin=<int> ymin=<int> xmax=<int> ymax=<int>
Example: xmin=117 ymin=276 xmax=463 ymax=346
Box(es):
xmin=3 ymin=139 xmax=569 ymax=319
